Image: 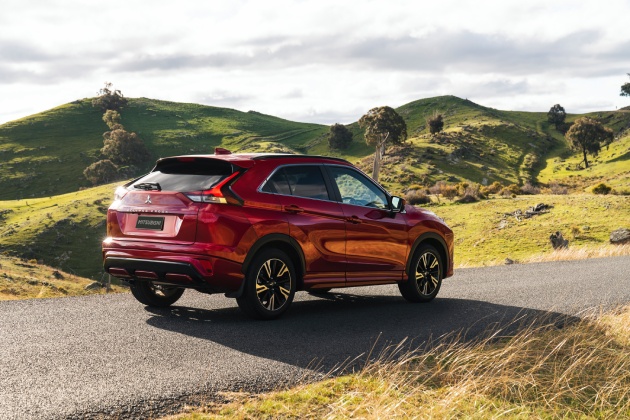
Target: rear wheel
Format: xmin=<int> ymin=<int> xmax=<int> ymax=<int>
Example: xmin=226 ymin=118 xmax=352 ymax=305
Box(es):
xmin=130 ymin=281 xmax=185 ymax=307
xmin=398 ymin=244 xmax=443 ymax=303
xmin=237 ymin=249 xmax=296 ymax=320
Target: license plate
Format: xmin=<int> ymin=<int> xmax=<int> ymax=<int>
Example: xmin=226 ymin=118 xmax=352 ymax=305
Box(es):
xmin=136 ymin=216 xmax=165 ymax=230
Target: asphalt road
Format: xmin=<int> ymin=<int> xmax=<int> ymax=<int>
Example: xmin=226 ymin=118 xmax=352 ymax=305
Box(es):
xmin=1 ymin=256 xmax=629 ymax=419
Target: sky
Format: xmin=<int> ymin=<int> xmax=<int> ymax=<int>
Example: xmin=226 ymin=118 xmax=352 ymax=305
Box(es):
xmin=1 ymin=0 xmax=630 ymax=125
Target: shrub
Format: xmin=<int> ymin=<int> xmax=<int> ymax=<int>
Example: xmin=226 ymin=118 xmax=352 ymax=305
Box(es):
xmin=442 ymin=185 xmax=459 ymax=200
xmin=83 ymin=159 xmax=120 ymax=185
xmin=405 ymin=190 xmax=431 ymax=205
xmin=427 ymin=112 xmax=444 ymax=135
xmin=327 ymin=123 xmax=353 ymax=150
xmin=520 ymin=182 xmax=541 ymax=195
xmin=592 ymin=183 xmax=612 ymax=195
xmin=548 ymin=182 xmax=568 ymax=195
xmin=429 ymin=181 xmax=458 ymax=201
xmin=486 ymin=181 xmax=504 ymax=194
xmin=499 ymin=184 xmax=520 ymax=197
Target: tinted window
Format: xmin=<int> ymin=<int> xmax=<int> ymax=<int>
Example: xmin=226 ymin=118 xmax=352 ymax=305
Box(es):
xmin=262 ymin=170 xmax=292 ymax=195
xmin=263 ymin=166 xmax=330 ymax=200
xmin=131 ymin=158 xmax=234 ymax=192
xmin=328 ymin=166 xmax=388 ymax=209
xmin=284 ymin=166 xmax=330 ymax=200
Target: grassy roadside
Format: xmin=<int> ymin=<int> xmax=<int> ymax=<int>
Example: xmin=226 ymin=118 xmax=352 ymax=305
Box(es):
xmin=0 ymin=254 xmax=124 ymax=300
xmin=434 ymin=194 xmax=630 ymax=267
xmin=1 ymin=189 xmax=628 ymax=281
xmin=166 ymin=305 xmax=630 ymax=419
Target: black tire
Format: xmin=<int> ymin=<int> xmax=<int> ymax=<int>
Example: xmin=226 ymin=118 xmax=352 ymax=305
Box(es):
xmin=130 ymin=281 xmax=185 ymax=307
xmin=398 ymin=244 xmax=443 ymax=303
xmin=237 ymin=249 xmax=296 ymax=320
xmin=307 ymin=288 xmax=332 ymax=296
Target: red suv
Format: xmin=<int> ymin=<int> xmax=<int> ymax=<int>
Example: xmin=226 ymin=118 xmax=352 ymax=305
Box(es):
xmin=103 ymin=150 xmax=454 ymax=319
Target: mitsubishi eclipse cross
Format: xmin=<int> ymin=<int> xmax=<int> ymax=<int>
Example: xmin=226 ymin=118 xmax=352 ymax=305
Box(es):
xmin=103 ymin=149 xmax=454 ymax=319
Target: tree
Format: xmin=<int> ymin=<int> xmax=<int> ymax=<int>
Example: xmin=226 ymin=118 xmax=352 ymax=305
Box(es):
xmin=327 ymin=123 xmax=353 ymax=150
xmin=92 ymin=82 xmax=128 ymax=112
xmin=621 ymin=73 xmax=630 ymax=97
xmin=547 ymin=104 xmax=566 ymax=129
xmin=101 ymin=127 xmax=150 ymax=165
xmin=565 ymin=117 xmax=613 ymax=168
xmin=83 ymin=159 xmax=119 ymax=185
xmin=358 ymin=106 xmax=407 ymax=181
xmin=102 ymin=109 xmax=122 ymax=130
xmin=427 ymin=111 xmax=444 ymax=135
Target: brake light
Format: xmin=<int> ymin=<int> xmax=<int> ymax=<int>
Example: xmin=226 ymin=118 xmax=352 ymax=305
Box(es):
xmin=184 ymin=171 xmax=242 ymax=204
xmin=114 ymin=186 xmax=128 ymax=201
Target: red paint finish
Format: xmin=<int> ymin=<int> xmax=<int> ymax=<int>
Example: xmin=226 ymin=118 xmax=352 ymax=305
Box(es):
xmin=103 ymin=153 xmax=454 ymax=301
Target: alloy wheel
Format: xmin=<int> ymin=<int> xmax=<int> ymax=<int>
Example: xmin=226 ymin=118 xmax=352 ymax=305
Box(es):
xmin=255 ymin=258 xmax=293 ymax=311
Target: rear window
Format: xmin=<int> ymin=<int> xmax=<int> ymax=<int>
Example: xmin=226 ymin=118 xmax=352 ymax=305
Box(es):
xmin=131 ymin=158 xmax=236 ymax=192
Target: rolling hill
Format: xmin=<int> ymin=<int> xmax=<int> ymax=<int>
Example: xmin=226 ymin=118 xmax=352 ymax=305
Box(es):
xmin=2 ymin=95 xmax=629 ymax=200
xmin=1 ymin=95 xmax=629 ymax=278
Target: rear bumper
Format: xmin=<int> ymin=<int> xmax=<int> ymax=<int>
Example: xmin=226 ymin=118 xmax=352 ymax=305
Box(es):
xmin=103 ymin=249 xmax=244 ymax=293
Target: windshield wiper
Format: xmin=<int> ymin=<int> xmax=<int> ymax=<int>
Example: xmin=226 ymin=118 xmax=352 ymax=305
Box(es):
xmin=133 ymin=182 xmax=162 ymax=191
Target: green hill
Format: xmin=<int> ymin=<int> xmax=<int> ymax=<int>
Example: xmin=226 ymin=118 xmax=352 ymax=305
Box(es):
xmin=1 ymin=95 xmax=629 ymax=199
xmin=0 ymin=98 xmax=329 ymax=200
xmin=0 ymin=96 xmax=630 ymax=200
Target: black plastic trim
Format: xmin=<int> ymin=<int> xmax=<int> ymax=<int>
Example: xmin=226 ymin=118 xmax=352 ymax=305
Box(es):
xmin=104 ymin=257 xmax=225 ymax=293
xmin=242 ymin=234 xmax=306 ymax=277
xmin=405 ymin=232 xmax=450 ymax=276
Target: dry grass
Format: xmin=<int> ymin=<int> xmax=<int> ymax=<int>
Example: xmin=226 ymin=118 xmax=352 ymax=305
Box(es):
xmin=168 ymin=306 xmax=630 ymax=419
xmin=0 ymin=254 xmax=124 ymax=300
xmin=523 ymin=244 xmax=630 ymax=264
xmin=456 ymin=244 xmax=630 ymax=268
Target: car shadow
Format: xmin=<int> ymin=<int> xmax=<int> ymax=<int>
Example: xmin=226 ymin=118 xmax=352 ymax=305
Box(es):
xmin=144 ymin=292 xmax=578 ymax=372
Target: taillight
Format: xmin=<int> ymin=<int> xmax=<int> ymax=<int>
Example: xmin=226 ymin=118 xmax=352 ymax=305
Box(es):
xmin=114 ymin=186 xmax=128 ymax=201
xmin=184 ymin=171 xmax=243 ymax=204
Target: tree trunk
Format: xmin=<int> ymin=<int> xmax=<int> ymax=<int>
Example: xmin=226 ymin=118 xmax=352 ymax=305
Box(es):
xmin=372 ymin=145 xmax=381 ymax=181
xmin=371 ymin=133 xmax=389 ymax=181
xmin=583 ymin=148 xmax=589 ymax=168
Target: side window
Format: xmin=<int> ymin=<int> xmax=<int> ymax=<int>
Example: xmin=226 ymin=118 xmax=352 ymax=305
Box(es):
xmin=262 ymin=169 xmax=292 ymax=195
xmin=284 ymin=166 xmax=331 ymax=200
xmin=328 ymin=166 xmax=388 ymax=209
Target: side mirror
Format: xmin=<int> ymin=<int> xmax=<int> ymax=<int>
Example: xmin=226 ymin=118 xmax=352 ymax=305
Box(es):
xmin=390 ymin=196 xmax=405 ymax=213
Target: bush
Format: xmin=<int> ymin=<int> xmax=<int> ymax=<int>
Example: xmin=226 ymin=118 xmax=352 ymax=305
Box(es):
xmin=427 ymin=112 xmax=444 ymax=135
xmin=83 ymin=159 xmax=120 ymax=185
xmin=548 ymin=182 xmax=568 ymax=195
xmin=499 ymin=184 xmax=521 ymax=197
xmin=486 ymin=181 xmax=504 ymax=194
xmin=592 ymin=183 xmax=612 ymax=195
xmin=520 ymin=182 xmax=540 ymax=195
xmin=405 ymin=190 xmax=431 ymax=205
xmin=429 ymin=181 xmax=458 ymax=201
xmin=327 ymin=123 xmax=353 ymax=150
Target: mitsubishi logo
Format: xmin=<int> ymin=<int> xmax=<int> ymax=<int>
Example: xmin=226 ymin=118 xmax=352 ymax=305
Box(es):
xmin=145 ymin=195 xmax=152 ymax=204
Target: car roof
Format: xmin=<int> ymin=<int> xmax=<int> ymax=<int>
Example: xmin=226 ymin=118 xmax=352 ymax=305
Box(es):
xmin=158 ymin=153 xmax=352 ymax=166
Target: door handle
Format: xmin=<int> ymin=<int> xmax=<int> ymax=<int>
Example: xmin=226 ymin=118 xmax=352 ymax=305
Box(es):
xmin=283 ymin=204 xmax=304 ymax=214
xmin=346 ymin=215 xmax=362 ymax=224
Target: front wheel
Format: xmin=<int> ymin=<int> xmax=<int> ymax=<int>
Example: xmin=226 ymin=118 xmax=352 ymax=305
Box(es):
xmin=237 ymin=249 xmax=296 ymax=320
xmin=130 ymin=281 xmax=185 ymax=307
xmin=398 ymin=244 xmax=443 ymax=303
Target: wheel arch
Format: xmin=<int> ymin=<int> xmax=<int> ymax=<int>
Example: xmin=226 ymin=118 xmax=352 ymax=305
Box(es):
xmin=406 ymin=232 xmax=449 ymax=277
xmin=242 ymin=234 xmax=306 ymax=290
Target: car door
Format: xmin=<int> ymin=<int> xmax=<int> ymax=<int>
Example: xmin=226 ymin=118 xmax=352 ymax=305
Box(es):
xmin=325 ymin=165 xmax=408 ymax=284
xmin=261 ymin=164 xmax=347 ymax=288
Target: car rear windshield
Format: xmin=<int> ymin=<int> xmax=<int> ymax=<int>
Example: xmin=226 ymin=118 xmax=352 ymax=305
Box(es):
xmin=130 ymin=158 xmax=237 ymax=192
